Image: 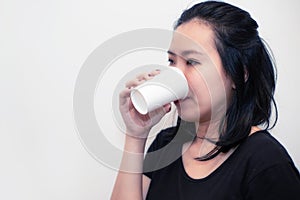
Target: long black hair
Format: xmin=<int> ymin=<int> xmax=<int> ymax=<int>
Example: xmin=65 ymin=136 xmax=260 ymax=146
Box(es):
xmin=175 ymin=1 xmax=278 ymax=154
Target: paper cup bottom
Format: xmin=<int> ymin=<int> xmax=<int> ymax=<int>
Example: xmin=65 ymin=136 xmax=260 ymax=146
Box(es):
xmin=130 ymin=89 xmax=148 ymax=115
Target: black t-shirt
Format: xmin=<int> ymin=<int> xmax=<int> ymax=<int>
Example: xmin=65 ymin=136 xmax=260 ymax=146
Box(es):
xmin=143 ymin=127 xmax=300 ymax=200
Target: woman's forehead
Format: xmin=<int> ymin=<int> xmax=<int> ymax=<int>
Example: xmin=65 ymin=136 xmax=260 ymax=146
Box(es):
xmin=170 ymin=20 xmax=216 ymax=56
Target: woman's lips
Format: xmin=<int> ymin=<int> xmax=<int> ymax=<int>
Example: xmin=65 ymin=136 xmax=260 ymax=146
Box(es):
xmin=174 ymin=96 xmax=190 ymax=105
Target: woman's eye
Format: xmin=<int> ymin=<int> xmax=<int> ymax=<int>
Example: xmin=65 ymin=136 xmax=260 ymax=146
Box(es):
xmin=168 ymin=58 xmax=175 ymax=65
xmin=186 ymin=60 xmax=200 ymax=66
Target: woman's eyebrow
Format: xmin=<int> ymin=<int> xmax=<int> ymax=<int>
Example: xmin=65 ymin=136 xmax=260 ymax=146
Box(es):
xmin=181 ymin=50 xmax=203 ymax=56
xmin=167 ymin=50 xmax=203 ymax=57
xmin=167 ymin=50 xmax=176 ymax=55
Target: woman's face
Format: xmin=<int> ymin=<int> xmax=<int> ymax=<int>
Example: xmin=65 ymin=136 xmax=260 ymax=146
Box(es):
xmin=168 ymin=19 xmax=234 ymax=124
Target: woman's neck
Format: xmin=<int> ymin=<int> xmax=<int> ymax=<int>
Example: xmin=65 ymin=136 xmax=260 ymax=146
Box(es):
xmin=195 ymin=120 xmax=222 ymax=141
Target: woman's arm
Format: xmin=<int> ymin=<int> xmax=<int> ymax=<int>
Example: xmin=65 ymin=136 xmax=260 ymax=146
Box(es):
xmin=111 ymin=70 xmax=170 ymax=200
xmin=111 ymin=136 xmax=147 ymax=200
xmin=142 ymin=175 xmax=151 ymax=199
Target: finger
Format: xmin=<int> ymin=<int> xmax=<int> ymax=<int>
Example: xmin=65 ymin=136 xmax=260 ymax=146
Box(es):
xmin=119 ymin=88 xmax=131 ymax=106
xmin=148 ymin=69 xmax=161 ymax=77
xmin=125 ymin=69 xmax=161 ymax=88
xmin=125 ymin=79 xmax=146 ymax=88
xmin=148 ymin=103 xmax=171 ymax=121
xmin=136 ymin=69 xmax=160 ymax=81
xmin=136 ymin=73 xmax=151 ymax=81
xmin=163 ymin=103 xmax=172 ymax=113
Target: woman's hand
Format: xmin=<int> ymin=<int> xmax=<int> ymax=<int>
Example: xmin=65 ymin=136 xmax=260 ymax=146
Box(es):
xmin=119 ymin=70 xmax=171 ymax=139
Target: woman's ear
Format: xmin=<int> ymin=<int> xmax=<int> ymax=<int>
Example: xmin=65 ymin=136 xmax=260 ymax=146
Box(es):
xmin=232 ymin=82 xmax=236 ymax=90
xmin=231 ymin=67 xmax=248 ymax=90
xmin=244 ymin=66 xmax=249 ymax=82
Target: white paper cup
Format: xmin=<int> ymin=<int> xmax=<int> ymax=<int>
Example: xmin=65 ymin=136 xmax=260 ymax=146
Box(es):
xmin=130 ymin=67 xmax=188 ymax=114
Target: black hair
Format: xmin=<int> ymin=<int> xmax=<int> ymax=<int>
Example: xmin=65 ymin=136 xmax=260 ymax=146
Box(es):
xmin=175 ymin=1 xmax=278 ymax=154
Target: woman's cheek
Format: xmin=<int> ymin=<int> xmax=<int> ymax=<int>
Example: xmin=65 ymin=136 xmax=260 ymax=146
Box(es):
xmin=177 ymin=99 xmax=200 ymax=122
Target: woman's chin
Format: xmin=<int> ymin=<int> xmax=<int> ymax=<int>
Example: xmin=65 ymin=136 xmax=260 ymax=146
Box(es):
xmin=177 ymin=108 xmax=200 ymax=123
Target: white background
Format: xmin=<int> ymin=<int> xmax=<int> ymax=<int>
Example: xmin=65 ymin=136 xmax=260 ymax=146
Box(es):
xmin=1 ymin=0 xmax=299 ymax=199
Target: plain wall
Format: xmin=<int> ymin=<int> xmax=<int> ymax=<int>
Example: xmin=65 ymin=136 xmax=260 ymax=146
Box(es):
xmin=0 ymin=0 xmax=299 ymax=199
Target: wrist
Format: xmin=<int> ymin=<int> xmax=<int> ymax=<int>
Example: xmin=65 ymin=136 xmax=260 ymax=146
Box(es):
xmin=124 ymin=134 xmax=147 ymax=153
xmin=125 ymin=128 xmax=150 ymax=140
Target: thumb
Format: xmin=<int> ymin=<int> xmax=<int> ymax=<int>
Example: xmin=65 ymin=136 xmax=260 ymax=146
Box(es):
xmin=162 ymin=103 xmax=172 ymax=113
xmin=147 ymin=103 xmax=172 ymax=124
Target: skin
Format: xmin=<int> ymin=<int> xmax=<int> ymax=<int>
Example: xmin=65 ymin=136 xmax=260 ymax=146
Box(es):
xmin=111 ymin=19 xmax=260 ymax=200
xmin=167 ymin=19 xmax=236 ymax=179
xmin=169 ymin=19 xmax=234 ymax=139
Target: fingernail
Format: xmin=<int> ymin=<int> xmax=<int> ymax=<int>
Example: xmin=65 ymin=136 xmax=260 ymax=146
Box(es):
xmin=165 ymin=105 xmax=171 ymax=112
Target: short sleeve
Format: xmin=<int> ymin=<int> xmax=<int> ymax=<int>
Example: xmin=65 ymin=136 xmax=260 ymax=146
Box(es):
xmin=143 ymin=127 xmax=177 ymax=179
xmin=245 ymin=162 xmax=300 ymax=200
xmin=143 ymin=118 xmax=196 ymax=179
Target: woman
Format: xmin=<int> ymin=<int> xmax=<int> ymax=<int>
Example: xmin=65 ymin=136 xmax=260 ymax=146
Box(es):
xmin=111 ymin=1 xmax=300 ymax=199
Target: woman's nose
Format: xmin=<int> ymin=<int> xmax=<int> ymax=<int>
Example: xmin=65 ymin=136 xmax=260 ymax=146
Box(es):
xmin=173 ymin=61 xmax=187 ymax=76
xmin=171 ymin=58 xmax=185 ymax=71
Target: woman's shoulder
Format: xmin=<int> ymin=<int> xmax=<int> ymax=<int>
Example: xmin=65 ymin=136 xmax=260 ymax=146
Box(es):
xmin=236 ymin=130 xmax=298 ymax=177
xmin=147 ymin=126 xmax=178 ymax=153
xmin=236 ymin=130 xmax=300 ymax=198
xmin=245 ymin=130 xmax=288 ymax=157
